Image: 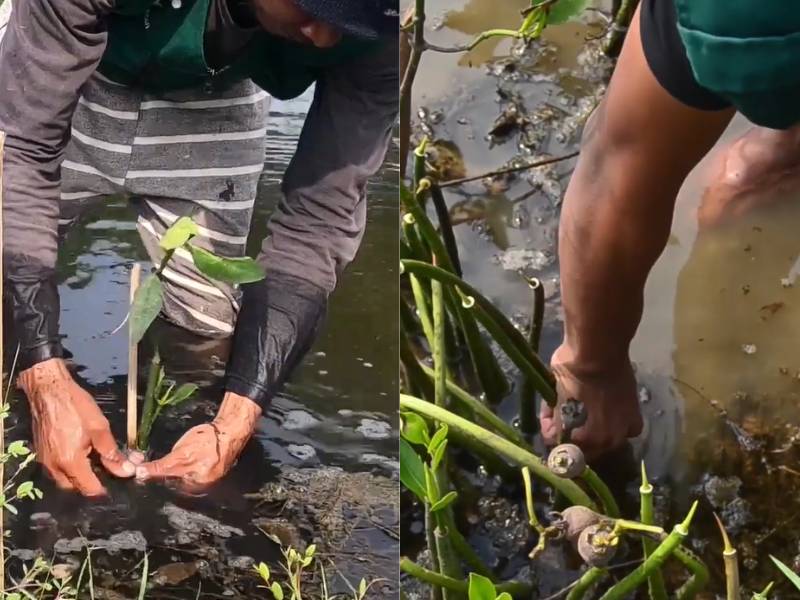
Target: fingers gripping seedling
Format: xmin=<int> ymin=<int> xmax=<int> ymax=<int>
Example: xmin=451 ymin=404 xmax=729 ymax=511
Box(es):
xmin=128 ymin=216 xmax=266 ymax=451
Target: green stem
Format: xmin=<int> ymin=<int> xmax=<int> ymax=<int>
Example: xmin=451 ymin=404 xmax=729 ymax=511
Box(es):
xmin=401 ymin=332 xmax=434 ymax=401
xmin=400 ymin=395 xmax=596 ymax=509
xmin=425 ymin=507 xmax=443 ymax=600
xmin=581 ymin=468 xmax=620 ymax=518
xmin=566 ymin=568 xmax=608 ymax=600
xmin=400 ymin=188 xmax=457 ymax=274
xmin=603 ymin=0 xmax=640 ymax=57
xmin=433 ymin=517 xmax=464 ymax=600
xmin=399 ymin=559 xmax=531 ymax=598
xmin=442 ymin=511 xmax=493 ymax=579
xmin=156 ymin=248 xmax=175 ymax=276
xmin=401 ymin=259 xmax=555 ymax=401
xmin=673 ymin=547 xmax=710 ymax=599
xmin=411 ymin=275 xmax=435 ymax=347
xmin=429 ymin=183 xmax=462 ymax=277
xmin=599 ymin=502 xmax=699 ymax=600
xmin=449 ymin=291 xmax=509 ymax=405
xmin=520 ymin=276 xmax=545 ymax=435
xmin=137 ymin=351 xmax=163 ymax=451
xmin=640 ymin=464 xmax=668 ymax=600
xmin=419 ymin=364 xmax=528 ymax=449
xmin=402 ymin=214 xmax=432 ymax=263
xmin=432 ymin=280 xmax=446 ymax=411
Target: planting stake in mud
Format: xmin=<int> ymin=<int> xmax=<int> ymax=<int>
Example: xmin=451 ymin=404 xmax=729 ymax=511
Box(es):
xmin=599 ymin=501 xmax=699 ymax=600
xmin=520 ymin=276 xmax=544 ymax=435
xmin=639 ymin=462 xmax=668 ymax=600
xmin=127 ymin=263 xmax=141 ymax=449
xmin=400 ymin=395 xmax=596 ymax=508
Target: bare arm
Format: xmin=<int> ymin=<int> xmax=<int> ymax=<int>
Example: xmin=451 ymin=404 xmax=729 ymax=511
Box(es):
xmin=543 ymin=6 xmax=733 ymax=454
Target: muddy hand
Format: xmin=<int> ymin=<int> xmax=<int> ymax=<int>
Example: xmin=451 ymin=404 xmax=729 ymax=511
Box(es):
xmin=136 ymin=392 xmax=261 ymax=491
xmin=19 ymin=358 xmax=136 ymax=496
xmin=540 ymin=345 xmax=643 ymax=461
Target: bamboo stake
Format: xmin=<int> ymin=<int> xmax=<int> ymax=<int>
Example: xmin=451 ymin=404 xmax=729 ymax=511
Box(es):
xmin=126 ymin=263 xmax=141 ymax=449
xmin=0 ymin=128 xmax=6 ymax=597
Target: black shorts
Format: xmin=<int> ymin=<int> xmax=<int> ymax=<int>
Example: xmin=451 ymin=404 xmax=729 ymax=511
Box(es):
xmin=640 ymin=0 xmax=731 ymax=111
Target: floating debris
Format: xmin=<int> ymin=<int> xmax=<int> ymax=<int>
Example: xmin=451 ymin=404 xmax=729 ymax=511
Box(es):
xmin=287 ymin=444 xmax=317 ymax=461
xmin=741 ymin=344 xmax=757 ymax=355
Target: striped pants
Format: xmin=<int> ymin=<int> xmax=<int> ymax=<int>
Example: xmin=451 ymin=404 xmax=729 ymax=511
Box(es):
xmin=61 ymin=73 xmax=270 ymax=337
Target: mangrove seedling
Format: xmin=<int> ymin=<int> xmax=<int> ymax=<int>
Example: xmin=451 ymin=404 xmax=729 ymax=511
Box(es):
xmin=136 ymin=351 xmax=198 ymax=451
xmin=129 ymin=216 xmax=266 ymax=344
xmin=129 ymin=216 xmax=265 ymax=451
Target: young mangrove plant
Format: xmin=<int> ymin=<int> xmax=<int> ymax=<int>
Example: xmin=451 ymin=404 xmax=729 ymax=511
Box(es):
xmin=128 ymin=216 xmax=265 ymax=451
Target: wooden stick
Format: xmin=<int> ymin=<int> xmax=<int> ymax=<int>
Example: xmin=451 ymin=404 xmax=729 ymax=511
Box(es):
xmin=126 ymin=263 xmax=141 ymax=449
xmin=0 ymin=129 xmax=6 ymax=597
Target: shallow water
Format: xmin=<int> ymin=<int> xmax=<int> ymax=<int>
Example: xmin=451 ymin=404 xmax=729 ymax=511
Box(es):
xmin=6 ymin=91 xmax=400 ymax=598
xmin=406 ymin=2 xmax=800 ymax=595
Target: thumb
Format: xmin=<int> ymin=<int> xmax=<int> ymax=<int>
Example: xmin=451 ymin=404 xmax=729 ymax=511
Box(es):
xmin=90 ymin=426 xmax=136 ymax=478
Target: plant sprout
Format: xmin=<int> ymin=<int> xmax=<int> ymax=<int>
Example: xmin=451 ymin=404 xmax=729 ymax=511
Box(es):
xmin=129 ymin=216 xmax=266 ymax=451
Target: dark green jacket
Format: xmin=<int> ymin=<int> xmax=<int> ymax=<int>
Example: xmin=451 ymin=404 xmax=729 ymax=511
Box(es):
xmin=100 ymin=0 xmax=375 ymax=98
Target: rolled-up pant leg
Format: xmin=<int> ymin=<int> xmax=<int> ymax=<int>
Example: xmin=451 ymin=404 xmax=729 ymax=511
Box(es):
xmin=61 ymin=74 xmax=270 ymax=337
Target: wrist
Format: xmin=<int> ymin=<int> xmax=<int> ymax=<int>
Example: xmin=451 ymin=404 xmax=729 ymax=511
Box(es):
xmin=213 ymin=391 xmax=262 ymax=435
xmin=17 ymin=358 xmax=72 ymax=397
xmin=552 ymin=342 xmax=631 ymax=381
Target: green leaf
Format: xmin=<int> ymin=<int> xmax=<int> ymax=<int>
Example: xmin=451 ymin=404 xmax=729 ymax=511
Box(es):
xmin=305 ymin=544 xmax=316 ymax=559
xmin=468 ymin=573 xmax=497 ymax=600
xmin=496 ymin=594 xmax=512 ymax=600
xmin=771 ymin=555 xmax=800 ymax=590
xmin=399 ymin=438 xmax=427 ymax=502
xmin=130 ymin=275 xmax=163 ymax=344
xmin=5 ymin=502 xmax=17 ymax=515
xmin=358 ymin=579 xmax=367 ymax=598
xmin=546 ymin=0 xmax=588 ymax=24
xmin=431 ymin=439 xmax=448 ymax=472
xmin=400 ymin=412 xmax=430 ymax=446
xmin=428 ymin=424 xmax=448 ymax=457
xmin=7 ymin=440 xmax=30 ymax=457
xmin=164 ymin=383 xmax=198 ymax=407
xmin=189 ymin=244 xmax=265 ymax=285
xmin=159 ymin=217 xmax=199 ymax=251
xmin=15 ymin=481 xmax=33 ymax=499
xmin=255 ymin=562 xmax=270 ymax=582
xmin=430 ymin=491 xmax=458 ymax=513
xmin=271 ymin=582 xmax=284 ymax=600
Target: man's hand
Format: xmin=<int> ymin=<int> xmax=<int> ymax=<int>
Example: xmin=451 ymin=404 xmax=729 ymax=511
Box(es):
xmin=539 ymin=346 xmax=643 ymax=461
xmin=19 ymin=358 xmax=136 ymax=496
xmin=135 ymin=391 xmax=261 ymax=491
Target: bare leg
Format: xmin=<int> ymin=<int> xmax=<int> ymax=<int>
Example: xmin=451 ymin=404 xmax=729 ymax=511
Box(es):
xmin=699 ymin=124 xmax=800 ymax=227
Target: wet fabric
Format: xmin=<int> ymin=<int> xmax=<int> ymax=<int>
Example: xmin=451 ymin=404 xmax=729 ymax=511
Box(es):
xmin=61 ymin=74 xmax=269 ymax=337
xmin=640 ymin=0 xmax=730 ymax=112
xmin=674 ymin=0 xmax=800 ymax=129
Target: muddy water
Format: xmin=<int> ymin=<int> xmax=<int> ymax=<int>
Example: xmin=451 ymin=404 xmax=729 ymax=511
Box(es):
xmin=408 ymin=1 xmax=800 ymax=595
xmin=6 ymin=91 xmax=400 ymax=598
